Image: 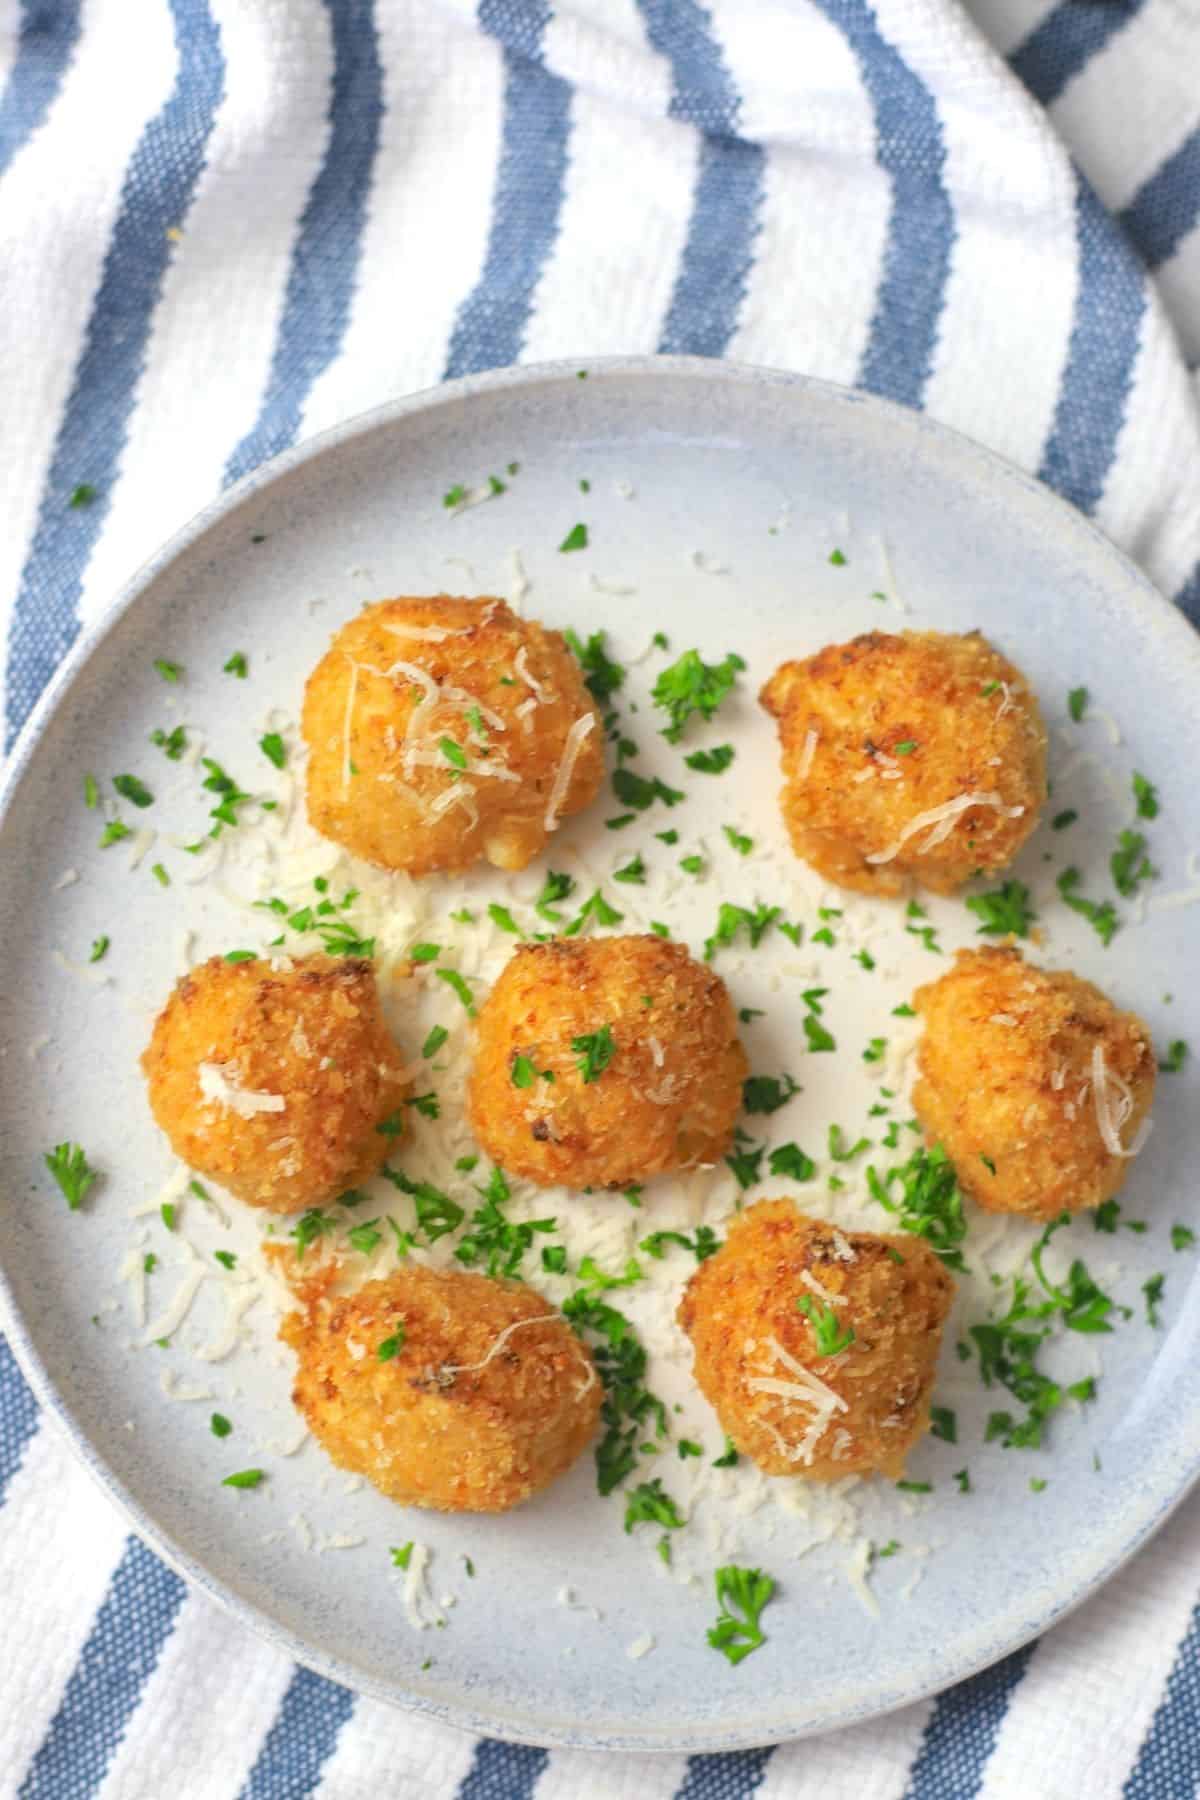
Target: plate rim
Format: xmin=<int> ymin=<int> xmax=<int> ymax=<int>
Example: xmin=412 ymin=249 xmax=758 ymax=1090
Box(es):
xmin=3 ymin=352 xmax=1200 ymax=1753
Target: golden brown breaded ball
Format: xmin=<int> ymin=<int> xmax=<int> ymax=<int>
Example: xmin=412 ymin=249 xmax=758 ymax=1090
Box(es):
xmin=301 ymin=596 xmax=604 ymax=875
xmin=913 ymin=946 xmax=1155 ymax=1219
xmin=142 ymin=954 xmax=409 ymax=1213
xmin=467 ymin=934 xmax=748 ymax=1190
xmin=678 ymin=1201 xmax=953 ymax=1480
xmin=759 ymin=629 xmax=1047 ymax=897
xmin=280 ymin=1265 xmax=600 ymax=1512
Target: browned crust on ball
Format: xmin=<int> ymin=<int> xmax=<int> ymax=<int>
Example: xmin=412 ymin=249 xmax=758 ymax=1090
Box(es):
xmin=759 ymin=629 xmax=1047 ymax=896
xmin=141 ymin=953 xmax=408 ymax=1212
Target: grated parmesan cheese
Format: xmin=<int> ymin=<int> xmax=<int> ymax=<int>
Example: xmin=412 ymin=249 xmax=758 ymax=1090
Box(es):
xmin=544 ymin=714 xmax=596 ymax=833
xmin=198 ymin=1062 xmax=285 ymax=1118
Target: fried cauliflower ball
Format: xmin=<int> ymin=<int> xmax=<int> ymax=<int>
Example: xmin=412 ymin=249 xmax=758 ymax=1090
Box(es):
xmin=913 ymin=946 xmax=1155 ymax=1219
xmin=280 ymin=1265 xmax=600 ymax=1512
xmin=467 ymin=935 xmax=748 ymax=1189
xmin=679 ymin=1201 xmax=953 ymax=1480
xmin=301 ymin=596 xmax=604 ymax=875
xmin=759 ymin=629 xmax=1047 ymax=897
xmin=142 ymin=954 xmax=408 ymax=1213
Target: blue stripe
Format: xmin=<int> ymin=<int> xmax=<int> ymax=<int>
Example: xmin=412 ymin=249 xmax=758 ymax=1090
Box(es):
xmin=239 ymin=1666 xmax=354 ymax=1800
xmin=2 ymin=0 xmax=225 ymax=754
xmin=442 ymin=3 xmax=569 ymax=380
xmin=18 ymin=1536 xmax=186 ymax=1799
xmin=0 ymin=1336 xmax=39 ymax=1504
xmin=457 ymin=1739 xmax=548 ymax=1799
xmin=0 ymin=0 xmax=83 ymax=179
xmin=674 ymin=1747 xmax=775 ymax=1799
xmin=223 ymin=0 xmax=382 ymax=485
xmin=1038 ymin=175 xmax=1147 ymax=516
xmin=637 ymin=0 xmax=764 ymax=357
xmin=810 ymin=0 xmax=955 ymax=409
xmin=1119 ymin=126 xmax=1200 ymax=271
xmin=1124 ymin=1600 xmax=1200 ymax=1798
xmin=903 ymin=1643 xmax=1035 ymax=1800
xmin=1009 ymin=0 xmax=1145 ymax=109
xmin=1176 ymin=562 xmax=1200 ymax=629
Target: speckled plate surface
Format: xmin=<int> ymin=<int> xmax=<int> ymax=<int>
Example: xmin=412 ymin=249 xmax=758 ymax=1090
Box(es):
xmin=3 ymin=358 xmax=1200 ymax=1752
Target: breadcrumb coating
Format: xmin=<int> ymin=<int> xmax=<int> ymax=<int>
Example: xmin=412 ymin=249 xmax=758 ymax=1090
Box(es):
xmin=913 ymin=946 xmax=1155 ymax=1218
xmin=302 ymin=596 xmax=604 ymax=875
xmin=760 ymin=629 xmax=1046 ymax=896
xmin=467 ymin=935 xmax=748 ymax=1190
xmin=678 ymin=1201 xmax=954 ymax=1480
xmin=142 ymin=954 xmax=408 ymax=1213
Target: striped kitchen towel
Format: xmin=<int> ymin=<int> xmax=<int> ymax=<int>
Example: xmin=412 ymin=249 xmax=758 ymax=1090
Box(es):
xmin=3 ymin=1 xmax=1200 ymax=1796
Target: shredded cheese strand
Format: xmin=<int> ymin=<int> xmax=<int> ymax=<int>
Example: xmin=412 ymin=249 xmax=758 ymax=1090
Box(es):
xmin=544 ymin=714 xmax=595 ymax=832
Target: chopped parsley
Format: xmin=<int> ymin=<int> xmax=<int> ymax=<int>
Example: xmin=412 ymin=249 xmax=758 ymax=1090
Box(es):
xmin=89 ymin=935 xmax=110 ymax=962
xmin=829 ymin=548 xmax=846 ymax=566
xmin=828 ymin=1124 xmax=870 ymax=1162
xmin=214 ymin=1250 xmax=237 ymax=1271
xmin=1160 ymin=1039 xmax=1188 ymax=1073
xmin=564 ymin=628 xmax=624 ymax=703
xmin=409 ymin=943 xmax=441 ymax=963
xmin=442 ymin=483 xmax=466 ymax=508
xmin=713 ymin=1438 xmax=739 ymax=1468
xmin=572 ymin=1024 xmax=615 ymax=1083
xmin=390 ymin=1542 xmax=414 ymax=1569
xmin=678 ymin=1440 xmax=703 ymax=1460
xmin=558 ymin=523 xmax=589 ymax=553
xmin=223 ymin=651 xmax=248 ymax=678
xmin=896 ymin=1480 xmax=931 ymax=1494
xmin=1133 ymin=772 xmax=1159 ymax=819
xmin=143 ymin=1253 xmax=157 ymax=1274
xmin=623 ymin=1477 xmax=685 ymax=1534
xmin=151 ymin=724 xmax=187 ymax=760
xmin=1110 ymin=829 xmax=1155 ymax=899
xmin=684 ymin=744 xmax=735 ymax=774
xmin=113 ymin=773 xmax=153 ymax=809
xmin=153 ymin=659 xmax=182 ymax=683
xmin=722 ymin=825 xmax=752 ymax=855
xmin=768 ymin=1143 xmax=816 ymax=1181
xmin=1057 ymin=868 xmax=1118 ymax=946
xmin=742 ymin=1074 xmax=798 ymax=1115
xmin=1052 ymin=809 xmax=1078 ymax=831
xmin=151 ymin=862 xmax=169 ymax=887
xmin=639 ymin=1225 xmax=721 ymax=1263
xmin=383 ymin=1169 xmax=465 ymax=1242
xmin=535 ymin=869 xmax=575 ymax=922
xmin=867 ymin=1145 xmax=966 ymax=1271
xmin=487 ymin=901 xmax=520 ymax=935
xmin=803 ymin=1014 xmax=836 ymax=1054
xmin=542 ymin=1245 xmax=568 ymax=1274
xmin=904 ymin=899 xmax=941 ymax=955
xmin=966 ymin=880 xmax=1036 ymax=938
xmin=954 ymin=1468 xmax=971 ymax=1493
xmin=83 ymin=772 xmax=100 ymax=809
xmin=210 ymin=1413 xmax=232 ymax=1439
xmin=706 ymin=1565 xmax=775 ymax=1666
xmin=44 ymin=1142 xmax=98 ymax=1211
xmin=222 ymin=1469 xmax=264 ymax=1489
xmin=796 ymin=1295 xmax=854 ymax=1357
xmin=1171 ymin=1225 xmax=1195 ymax=1252
xmin=930 ymin=1406 xmax=957 ymax=1444
xmin=259 ymin=732 xmax=286 ymax=769
xmin=69 ymin=482 xmax=96 ymax=508
xmin=290 ymin=1208 xmax=336 ymax=1257
xmin=725 ymin=1134 xmax=765 ymax=1190
xmin=1143 ymin=1273 xmax=1165 ymax=1328
xmin=564 ymin=889 xmax=624 ymax=936
xmin=652 ymin=649 xmax=745 ymax=742
xmin=863 ymin=1037 xmax=886 ymax=1063
xmin=563 ymin=1291 xmax=668 ymax=1494
xmin=377 ymin=1329 xmax=406 ymax=1361
xmin=434 ymin=968 xmax=476 ymax=1012
xmin=439 ymin=736 xmax=468 ymax=771
xmin=703 ymin=900 xmax=780 ymax=961
xmin=679 ymin=853 xmax=705 ymax=876
xmin=614 ymin=854 xmax=646 ymax=884
xmin=1067 ymin=686 xmax=1088 ymax=723
xmin=611 ymin=766 xmax=685 ymax=812
xmin=420 ymin=1025 xmax=449 ymax=1062
xmin=893 ymin=740 xmax=917 ymax=756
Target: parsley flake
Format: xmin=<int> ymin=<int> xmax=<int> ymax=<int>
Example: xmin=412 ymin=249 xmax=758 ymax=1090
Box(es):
xmin=707 ymin=1565 xmax=775 ymax=1666
xmin=652 ymin=649 xmax=745 ymax=743
xmin=44 ymin=1142 xmax=98 ymax=1211
xmin=573 ymin=1024 xmax=615 ymax=1083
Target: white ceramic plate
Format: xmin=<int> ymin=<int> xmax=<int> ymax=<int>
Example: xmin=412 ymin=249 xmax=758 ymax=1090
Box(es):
xmin=3 ymin=358 xmax=1200 ymax=1753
